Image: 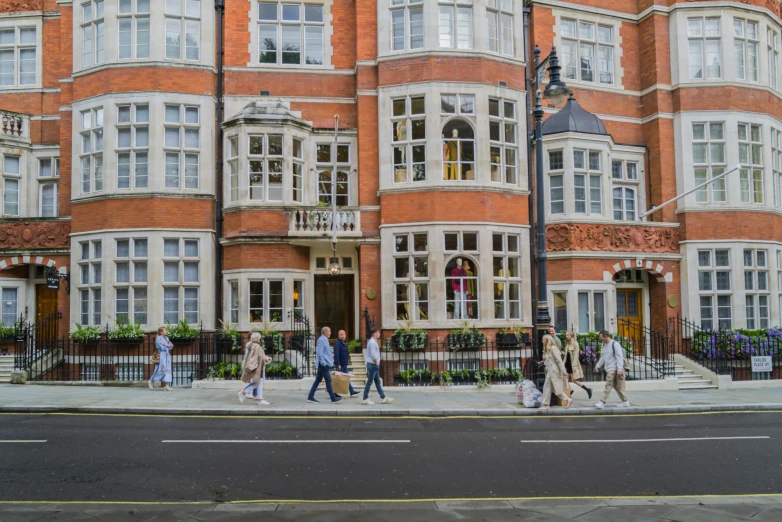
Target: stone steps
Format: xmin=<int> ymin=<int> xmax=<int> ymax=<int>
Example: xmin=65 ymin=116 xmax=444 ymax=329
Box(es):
xmin=0 ymin=355 xmax=14 ymax=384
xmin=674 ymin=364 xmax=718 ymax=390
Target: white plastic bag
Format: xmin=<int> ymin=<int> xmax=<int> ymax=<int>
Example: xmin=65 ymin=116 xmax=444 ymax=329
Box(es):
xmin=518 ymin=379 xmax=541 ymax=408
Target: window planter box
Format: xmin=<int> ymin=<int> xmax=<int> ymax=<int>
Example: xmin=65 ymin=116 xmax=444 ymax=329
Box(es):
xmin=74 ymin=339 xmax=100 ymax=346
xmin=448 ymin=333 xmax=485 ymax=351
xmin=169 ymin=337 xmax=197 ymax=344
xmin=391 ymin=332 xmax=427 ymax=351
xmin=109 ymin=337 xmax=144 ymax=346
xmin=261 ymin=334 xmax=285 ymax=354
xmin=266 ymin=369 xmax=299 ymax=380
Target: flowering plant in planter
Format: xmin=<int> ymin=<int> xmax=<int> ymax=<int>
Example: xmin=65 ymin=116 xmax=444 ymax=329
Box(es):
xmin=392 ymin=318 xmax=427 ymax=351
xmin=217 ymin=320 xmax=242 ymax=351
xmin=251 ymin=321 xmax=285 ymax=353
xmin=70 ymin=323 xmax=101 ymax=344
xmin=167 ymin=319 xmax=199 ymax=341
xmin=448 ymin=321 xmax=486 ymax=351
xmin=107 ymin=319 xmax=145 ymax=342
xmin=0 ymin=322 xmax=16 ymax=341
xmin=691 ymin=328 xmax=781 ymax=361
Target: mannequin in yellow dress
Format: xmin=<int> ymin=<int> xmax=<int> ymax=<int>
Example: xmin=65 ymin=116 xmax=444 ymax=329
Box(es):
xmin=463 ymin=260 xmax=475 ymax=318
xmin=443 ymin=129 xmax=459 ymax=180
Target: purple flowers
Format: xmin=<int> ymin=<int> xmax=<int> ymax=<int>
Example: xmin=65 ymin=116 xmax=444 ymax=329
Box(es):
xmin=691 ymin=328 xmax=781 ymax=361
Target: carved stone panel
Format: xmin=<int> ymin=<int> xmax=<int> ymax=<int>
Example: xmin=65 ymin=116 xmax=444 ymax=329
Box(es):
xmin=0 ymin=221 xmax=70 ymax=250
xmin=0 ymin=1 xmax=42 ymax=13
xmin=546 ymin=223 xmax=679 ymax=253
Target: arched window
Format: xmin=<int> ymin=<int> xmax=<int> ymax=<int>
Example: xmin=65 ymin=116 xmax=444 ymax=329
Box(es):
xmin=445 ymin=257 xmax=478 ymax=319
xmin=442 ymin=119 xmax=475 ymax=181
xmin=612 ymin=186 xmax=636 ymax=220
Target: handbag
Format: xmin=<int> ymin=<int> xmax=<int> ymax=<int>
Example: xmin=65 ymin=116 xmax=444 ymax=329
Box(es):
xmin=150 ymin=352 xmax=160 ymax=365
xmin=612 ymin=341 xmax=630 ymax=373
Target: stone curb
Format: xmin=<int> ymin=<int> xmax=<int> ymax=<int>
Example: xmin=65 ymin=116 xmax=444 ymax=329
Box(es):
xmin=1 ymin=403 xmax=781 ymax=417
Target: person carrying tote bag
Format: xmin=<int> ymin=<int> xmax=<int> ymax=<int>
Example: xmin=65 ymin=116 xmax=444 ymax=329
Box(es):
xmin=538 ymin=334 xmax=573 ymax=410
xmin=238 ymin=332 xmax=269 ymax=406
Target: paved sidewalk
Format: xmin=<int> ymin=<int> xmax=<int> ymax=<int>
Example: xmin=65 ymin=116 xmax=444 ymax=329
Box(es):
xmin=1 ymin=383 xmax=782 ymax=416
xmin=0 ymin=497 xmax=780 ymax=521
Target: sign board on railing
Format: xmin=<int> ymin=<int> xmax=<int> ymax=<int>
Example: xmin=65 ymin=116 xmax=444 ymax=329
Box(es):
xmin=751 ymin=356 xmax=773 ymax=373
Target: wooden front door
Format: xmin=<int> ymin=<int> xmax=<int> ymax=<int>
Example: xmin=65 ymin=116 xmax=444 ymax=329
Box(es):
xmin=36 ymin=284 xmax=58 ymax=342
xmin=616 ymin=289 xmax=643 ymax=355
xmin=314 ymin=275 xmax=354 ymax=342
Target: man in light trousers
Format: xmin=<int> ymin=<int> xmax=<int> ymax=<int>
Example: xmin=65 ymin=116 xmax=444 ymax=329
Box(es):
xmin=361 ymin=328 xmax=393 ymax=405
xmin=307 ymin=326 xmax=342 ymax=404
xmin=594 ymin=330 xmax=630 ymax=409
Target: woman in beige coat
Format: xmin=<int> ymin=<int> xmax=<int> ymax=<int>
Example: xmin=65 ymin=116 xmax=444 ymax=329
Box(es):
xmin=563 ymin=331 xmax=593 ymax=399
xmin=238 ymin=332 xmax=270 ymax=405
xmin=539 ymin=334 xmax=573 ymax=410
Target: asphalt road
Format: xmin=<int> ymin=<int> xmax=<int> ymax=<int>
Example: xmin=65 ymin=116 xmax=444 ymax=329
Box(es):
xmin=1 ymin=412 xmax=781 ymax=503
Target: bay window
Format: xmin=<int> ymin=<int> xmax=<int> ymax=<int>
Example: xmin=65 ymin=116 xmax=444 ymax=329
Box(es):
xmin=688 ymin=17 xmax=721 ymax=79
xmin=487 ymin=0 xmax=513 ymax=56
xmin=697 ymin=249 xmax=732 ymax=329
xmin=391 ymin=0 xmax=423 ymax=51
xmin=162 ymin=238 xmax=199 ymax=324
xmin=79 ymin=240 xmax=103 ymax=326
xmin=733 ymin=19 xmax=758 ymax=82
xmin=394 ymin=232 xmax=429 ymax=321
xmin=317 ymin=142 xmax=350 ymax=206
xmin=560 ymin=18 xmax=614 ymax=84
xmin=117 ymin=104 xmax=150 ymax=189
xmin=118 ymin=0 xmax=151 ymax=60
xmin=0 ymin=26 xmax=36 ymax=86
xmin=80 ymin=108 xmax=104 ymax=194
xmin=738 ymin=123 xmax=763 ymax=204
xmin=166 ymin=0 xmax=201 ymax=61
xmin=249 ymin=134 xmax=283 ymax=201
xmin=259 ymin=2 xmax=324 ymax=65
xmin=611 ymin=160 xmax=639 ymax=221
xmin=392 ymin=95 xmax=426 ymax=183
xmin=81 ymin=1 xmax=104 ymax=68
xmin=492 ymin=233 xmax=522 ymax=320
xmin=164 ymin=104 xmax=200 ymax=189
xmin=489 ymin=98 xmax=517 ymax=184
xmin=249 ymin=280 xmax=284 ymax=323
xmin=692 ymin=122 xmax=726 ymax=203
xmin=438 ymin=0 xmax=472 ymax=50
xmin=573 ymin=149 xmax=601 ymax=215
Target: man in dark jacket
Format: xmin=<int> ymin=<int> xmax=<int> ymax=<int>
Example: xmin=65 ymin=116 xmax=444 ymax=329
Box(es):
xmin=334 ymin=330 xmax=359 ymax=398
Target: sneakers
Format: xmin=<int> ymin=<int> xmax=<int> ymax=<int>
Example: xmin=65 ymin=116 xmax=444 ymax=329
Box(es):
xmin=595 ymin=401 xmax=605 ymax=409
xmin=237 ymin=391 xmax=245 ymax=404
xmin=307 ymin=398 xmax=319 ymax=403
xmin=332 ymin=397 xmax=343 ymax=404
xmin=617 ymin=401 xmax=631 ymax=408
xmin=148 ymin=380 xmax=153 ymax=389
xmin=361 ymin=399 xmax=374 ymax=405
xmin=258 ymin=399 xmax=270 ymax=406
xmin=350 ymin=392 xmax=361 ymax=398
xmin=381 ymin=397 xmax=394 ymax=404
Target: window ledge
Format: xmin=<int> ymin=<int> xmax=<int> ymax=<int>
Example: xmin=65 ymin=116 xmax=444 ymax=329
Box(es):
xmin=71 ymin=192 xmax=216 ymax=203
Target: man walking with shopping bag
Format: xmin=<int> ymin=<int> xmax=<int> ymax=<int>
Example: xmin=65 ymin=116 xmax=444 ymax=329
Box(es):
xmin=334 ymin=329 xmax=360 ymax=398
xmin=594 ymin=330 xmax=630 ymax=409
xmin=307 ymin=326 xmax=342 ymax=404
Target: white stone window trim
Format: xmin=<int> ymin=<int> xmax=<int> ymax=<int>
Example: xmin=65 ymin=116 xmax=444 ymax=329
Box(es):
xmin=491 ymin=231 xmax=522 ymax=321
xmin=315 ymin=141 xmax=351 ymax=206
xmin=114 ymin=237 xmax=149 ymax=326
xmin=738 ymin=122 xmax=764 ymax=204
xmin=486 ymin=0 xmax=513 ymax=57
xmin=768 ymin=27 xmax=780 ymax=93
xmin=78 ymin=239 xmax=104 ymax=326
xmin=162 ymin=237 xmax=200 ymax=325
xmin=0 ymin=284 xmax=21 ymax=326
xmin=572 ymin=148 xmax=603 ymax=216
xmin=733 ymin=18 xmax=760 ymax=83
xmin=391 ymin=94 xmax=427 ymax=184
xmin=696 ymin=247 xmax=733 ymax=330
xmin=692 ymin=121 xmax=727 ymax=204
xmin=393 ymin=231 xmax=430 ymax=322
xmin=0 ymin=22 xmax=39 ymax=88
xmin=743 ymin=247 xmax=771 ymax=329
xmin=488 ymin=97 xmax=518 ymax=185
xmin=438 ymin=0 xmax=473 ymax=50
xmin=38 ymin=181 xmax=58 ymax=218
xmin=253 ymin=0 xmax=331 ymax=68
xmin=576 ymin=289 xmax=607 ymax=333
xmin=118 ymin=0 xmax=152 ymax=60
xmin=1 ymin=152 xmax=21 ymax=217
xmin=163 ymin=103 xmax=200 ymax=190
xmin=80 ymin=0 xmax=106 ymax=69
xmin=116 ymin=103 xmax=150 ymax=190
xmin=248 ymin=133 xmax=284 ymax=202
xmin=222 ymin=270 xmax=310 ymax=331
xmin=773 ymin=127 xmax=782 ymax=209
xmin=79 ymin=107 xmax=105 ymax=195
xmin=248 ymin=279 xmax=285 ymax=324
xmin=227 ymin=135 xmax=239 ymax=202
xmin=611 ymin=159 xmax=640 ymax=222
xmin=557 ymin=14 xmax=617 ymax=87
xmin=165 ymin=0 xmax=202 ymax=62
xmin=687 ymin=16 xmax=722 ymax=80
xmin=390 ymin=0 xmax=424 ymax=52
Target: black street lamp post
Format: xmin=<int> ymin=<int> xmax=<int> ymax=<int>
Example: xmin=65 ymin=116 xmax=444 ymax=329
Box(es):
xmin=530 ymin=45 xmax=572 ymax=361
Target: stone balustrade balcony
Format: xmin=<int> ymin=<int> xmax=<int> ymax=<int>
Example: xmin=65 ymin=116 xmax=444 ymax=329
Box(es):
xmin=288 ymin=207 xmax=361 ymax=237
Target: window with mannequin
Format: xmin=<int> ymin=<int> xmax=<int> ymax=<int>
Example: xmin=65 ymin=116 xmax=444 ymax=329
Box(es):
xmin=393 ymin=232 xmax=429 ymax=321
xmin=441 ymin=94 xmax=475 ymax=181
xmin=444 ymin=231 xmax=479 ymax=320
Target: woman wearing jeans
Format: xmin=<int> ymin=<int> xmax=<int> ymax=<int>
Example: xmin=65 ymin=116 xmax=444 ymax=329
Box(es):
xmin=238 ymin=332 xmax=270 ymax=405
xmin=361 ymin=328 xmax=393 ymax=405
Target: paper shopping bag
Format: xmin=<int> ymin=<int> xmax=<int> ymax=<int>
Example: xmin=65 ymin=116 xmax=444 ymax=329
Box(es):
xmin=331 ymin=372 xmax=351 ymax=395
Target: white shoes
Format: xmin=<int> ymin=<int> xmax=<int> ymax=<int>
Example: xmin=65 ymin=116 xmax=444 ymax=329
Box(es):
xmin=148 ymin=380 xmax=153 ymax=389
xmin=617 ymin=401 xmax=631 ymax=408
xmin=258 ymin=399 xmax=270 ymax=406
xmin=361 ymin=399 xmax=374 ymax=405
xmin=595 ymin=401 xmax=605 ymax=409
xmin=237 ymin=391 xmax=245 ymax=403
xmin=381 ymin=397 xmax=394 ymax=404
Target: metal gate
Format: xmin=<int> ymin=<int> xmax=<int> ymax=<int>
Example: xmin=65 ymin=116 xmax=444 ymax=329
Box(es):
xmin=13 ymin=312 xmax=62 ymax=379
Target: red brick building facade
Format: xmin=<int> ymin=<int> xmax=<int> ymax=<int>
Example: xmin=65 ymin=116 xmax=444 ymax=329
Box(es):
xmin=0 ymin=0 xmax=780 ymax=346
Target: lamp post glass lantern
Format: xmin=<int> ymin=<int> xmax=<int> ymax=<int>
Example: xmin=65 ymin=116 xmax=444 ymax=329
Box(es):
xmin=532 ymin=45 xmax=572 ymax=360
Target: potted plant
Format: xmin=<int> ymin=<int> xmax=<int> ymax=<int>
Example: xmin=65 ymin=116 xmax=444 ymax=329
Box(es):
xmin=347 ymin=338 xmax=363 ymax=353
xmin=230 ymin=362 xmax=242 ymax=380
xmin=217 ymin=320 xmax=242 ymax=351
xmin=448 ymin=321 xmax=486 ymax=351
xmin=252 ymin=321 xmax=285 ymax=353
xmin=107 ymin=318 xmax=145 ymax=344
xmin=266 ymin=361 xmax=297 ymax=380
xmin=167 ymin=319 xmax=199 ymax=343
xmin=495 ymin=327 xmax=519 ymax=348
xmin=70 ymin=323 xmax=101 ymax=345
xmin=391 ymin=318 xmax=427 ymax=351
xmin=0 ymin=323 xmax=15 ymax=342
xmin=207 ymin=361 xmax=229 ymax=380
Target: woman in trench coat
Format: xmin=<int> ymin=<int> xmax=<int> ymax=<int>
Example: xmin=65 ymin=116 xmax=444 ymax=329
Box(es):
xmin=238 ymin=332 xmax=269 ymax=405
xmin=539 ymin=334 xmax=573 ymax=410
xmin=563 ymin=331 xmax=592 ymax=399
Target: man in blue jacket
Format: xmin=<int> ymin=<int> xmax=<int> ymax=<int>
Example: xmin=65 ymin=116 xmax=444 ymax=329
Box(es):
xmin=306 ymin=326 xmax=342 ymax=404
xmin=334 ymin=330 xmax=359 ymax=398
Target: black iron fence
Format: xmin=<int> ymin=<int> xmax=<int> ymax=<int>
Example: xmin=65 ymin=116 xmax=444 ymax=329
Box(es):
xmin=669 ymin=316 xmax=782 ymax=380
xmin=16 ymin=330 xmax=314 ymax=386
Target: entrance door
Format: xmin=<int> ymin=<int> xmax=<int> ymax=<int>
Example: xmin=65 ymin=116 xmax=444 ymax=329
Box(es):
xmin=314 ymin=275 xmax=354 ymax=342
xmin=616 ymin=289 xmax=643 ymax=355
xmin=36 ymin=284 xmax=58 ymax=342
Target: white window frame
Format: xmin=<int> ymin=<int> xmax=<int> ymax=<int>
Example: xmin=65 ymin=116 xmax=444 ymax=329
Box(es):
xmin=0 ymin=26 xmax=37 ymax=87
xmin=393 ymin=232 xmax=429 ymax=321
xmin=1 ymin=287 xmax=19 ymax=325
xmin=292 ymin=137 xmax=304 ymax=202
xmin=692 ymin=122 xmax=726 ymax=203
xmin=697 ymin=248 xmax=732 ymax=330
xmin=687 ymin=17 xmax=722 ymax=80
xmin=248 ymin=133 xmax=284 ymax=201
xmin=487 ymin=0 xmax=513 ymax=56
xmin=162 ymin=238 xmax=200 ymax=325
xmin=78 ymin=240 xmax=103 ymax=326
xmin=738 ymin=122 xmax=764 ymax=204
xmin=548 ymin=150 xmax=564 ymax=215
xmin=438 ymin=0 xmax=473 ymax=50
xmin=316 ymin=142 xmax=350 ymax=206
xmin=2 ymin=153 xmax=20 ymax=216
xmin=577 ymin=290 xmax=606 ymax=332
xmin=227 ymin=135 xmax=239 ymax=202
xmin=116 ymin=103 xmax=150 ymax=190
xmin=114 ymin=238 xmax=148 ymax=326
xmin=573 ymin=149 xmax=602 ymax=215
xmin=228 ymin=280 xmax=239 ymax=324
xmin=611 ymin=160 xmax=639 ymax=221
xmin=733 ymin=19 xmax=759 ymax=82
xmin=80 ymin=1 xmax=105 ymax=68
xmin=390 ymin=0 xmax=424 ymax=51
xmin=164 ymin=104 xmax=200 ymax=190
xmin=489 ymin=98 xmax=517 ymax=185
xmin=165 ymin=0 xmax=201 ymax=61
xmin=118 ymin=0 xmax=151 ymax=60
xmin=80 ymin=107 xmax=104 ymax=194
xmin=492 ymin=232 xmax=522 ymax=321
xmin=743 ymin=248 xmax=770 ymax=329
xmin=248 ymin=279 xmax=284 ymax=323
xmin=392 ymin=95 xmax=426 ymax=184
xmin=258 ymin=2 xmax=324 ymax=65
xmin=769 ymin=28 xmax=780 ymax=92
xmin=560 ymin=18 xmax=615 ymax=85
xmin=773 ymin=128 xmax=782 ymax=209
xmin=39 ymin=182 xmax=58 ymax=218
